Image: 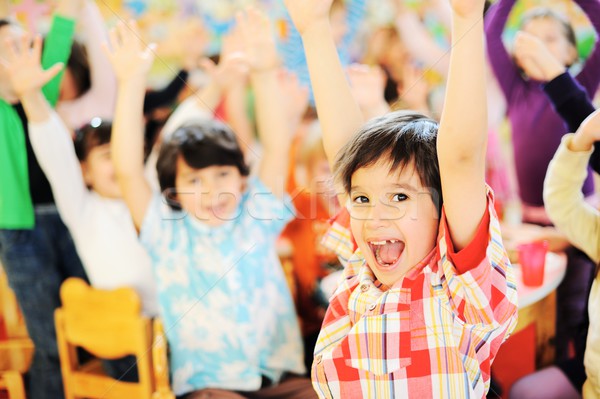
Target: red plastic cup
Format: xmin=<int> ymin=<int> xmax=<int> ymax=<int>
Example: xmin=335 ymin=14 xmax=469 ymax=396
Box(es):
xmin=517 ymin=241 xmax=549 ymax=287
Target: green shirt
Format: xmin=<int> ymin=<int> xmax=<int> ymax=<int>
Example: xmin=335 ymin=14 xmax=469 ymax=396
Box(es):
xmin=0 ymin=15 xmax=75 ymax=229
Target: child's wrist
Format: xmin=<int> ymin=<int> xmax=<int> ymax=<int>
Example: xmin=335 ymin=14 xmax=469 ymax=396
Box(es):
xmin=569 ymin=133 xmax=594 ymax=152
xmin=300 ymin=20 xmax=331 ymax=42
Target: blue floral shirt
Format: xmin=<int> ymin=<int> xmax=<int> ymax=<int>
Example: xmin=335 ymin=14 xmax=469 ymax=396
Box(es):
xmin=140 ymin=177 xmax=305 ymax=395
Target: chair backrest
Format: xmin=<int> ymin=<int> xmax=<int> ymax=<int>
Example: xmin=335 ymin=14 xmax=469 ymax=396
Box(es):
xmin=0 ymin=263 xmax=34 ymax=378
xmin=55 ymin=278 xmax=156 ymax=399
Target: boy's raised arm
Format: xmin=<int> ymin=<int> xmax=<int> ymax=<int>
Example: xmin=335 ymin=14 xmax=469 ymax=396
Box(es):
xmin=239 ymin=7 xmax=288 ymax=199
xmin=104 ymin=22 xmax=154 ymax=230
xmin=284 ymin=0 xmax=364 ymax=171
xmin=437 ymin=0 xmax=488 ymax=250
xmin=6 ymin=34 xmax=89 ymax=228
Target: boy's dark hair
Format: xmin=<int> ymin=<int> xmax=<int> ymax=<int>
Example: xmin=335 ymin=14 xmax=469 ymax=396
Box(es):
xmin=67 ymin=41 xmax=91 ymax=97
xmin=335 ymin=111 xmax=442 ymax=212
xmin=0 ymin=19 xmax=11 ymax=29
xmin=520 ymin=8 xmax=577 ymax=51
xmin=157 ymin=119 xmax=250 ymax=209
xmin=74 ymin=118 xmax=112 ymax=161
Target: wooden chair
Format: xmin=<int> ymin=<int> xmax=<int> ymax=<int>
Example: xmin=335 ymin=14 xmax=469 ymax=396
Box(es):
xmin=55 ymin=278 xmax=173 ymax=399
xmin=0 ymin=264 xmax=32 ymax=399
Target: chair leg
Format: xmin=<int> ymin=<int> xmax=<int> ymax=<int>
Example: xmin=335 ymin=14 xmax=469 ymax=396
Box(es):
xmin=2 ymin=371 xmax=26 ymax=399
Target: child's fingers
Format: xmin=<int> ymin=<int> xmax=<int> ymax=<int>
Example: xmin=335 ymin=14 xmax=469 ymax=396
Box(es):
xmin=108 ymin=27 xmax=120 ymax=52
xmin=31 ymin=35 xmax=43 ymax=64
xmin=41 ymin=62 xmax=64 ymax=84
xmin=142 ymin=42 xmax=157 ymax=64
xmin=3 ymin=37 xmax=19 ymax=61
xmin=100 ymin=41 xmax=117 ymax=68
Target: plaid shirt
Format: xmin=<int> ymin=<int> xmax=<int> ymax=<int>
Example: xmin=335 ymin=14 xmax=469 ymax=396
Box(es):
xmin=312 ymin=189 xmax=518 ymax=398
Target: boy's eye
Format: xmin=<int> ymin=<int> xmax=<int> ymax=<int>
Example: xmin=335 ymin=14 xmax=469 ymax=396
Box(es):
xmin=352 ymin=195 xmax=369 ymax=204
xmin=392 ymin=193 xmax=408 ymax=202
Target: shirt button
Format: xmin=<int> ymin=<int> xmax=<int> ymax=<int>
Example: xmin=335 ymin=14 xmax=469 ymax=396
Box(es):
xmin=368 ymin=303 xmax=377 ymax=311
xmin=360 ymin=284 xmax=369 ymax=292
xmin=315 ymin=354 xmax=322 ymax=364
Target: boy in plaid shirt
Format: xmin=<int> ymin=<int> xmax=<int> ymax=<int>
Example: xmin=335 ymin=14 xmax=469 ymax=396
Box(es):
xmin=284 ymin=0 xmax=518 ymax=397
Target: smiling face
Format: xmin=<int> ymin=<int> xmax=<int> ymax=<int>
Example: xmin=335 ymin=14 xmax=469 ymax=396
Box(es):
xmin=82 ymin=143 xmax=121 ymax=199
xmin=174 ymin=157 xmax=246 ymax=227
xmin=349 ymin=159 xmax=439 ymax=287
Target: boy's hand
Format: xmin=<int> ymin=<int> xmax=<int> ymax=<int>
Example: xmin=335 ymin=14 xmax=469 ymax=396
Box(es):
xmin=514 ymin=31 xmax=564 ymax=81
xmin=279 ymin=70 xmax=309 ymax=130
xmin=238 ymin=7 xmax=279 ymax=72
xmin=198 ymin=53 xmax=249 ymax=92
xmin=3 ymin=34 xmax=63 ymax=99
xmin=346 ymin=64 xmax=389 ymax=118
xmin=102 ymin=21 xmax=155 ymax=83
xmin=399 ymin=62 xmax=429 ymax=113
xmin=283 ymin=0 xmax=333 ymax=36
xmin=571 ymin=108 xmax=600 ymax=151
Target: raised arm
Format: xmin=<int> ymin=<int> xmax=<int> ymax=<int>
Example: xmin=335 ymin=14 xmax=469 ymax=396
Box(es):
xmin=543 ymin=72 xmax=600 ymax=174
xmin=437 ymin=0 xmax=487 ymax=250
xmin=544 ymin=110 xmax=600 ymax=263
xmin=104 ymin=22 xmax=155 ymax=230
xmin=5 ymin=35 xmax=88 ymax=228
xmin=346 ymin=64 xmax=390 ymax=119
xmin=284 ymin=0 xmax=364 ymax=171
xmin=220 ymin=26 xmax=254 ymax=157
xmin=395 ymin=2 xmax=450 ymax=76
xmin=484 ymin=0 xmax=521 ymax=101
xmin=239 ymin=8 xmax=289 ymax=198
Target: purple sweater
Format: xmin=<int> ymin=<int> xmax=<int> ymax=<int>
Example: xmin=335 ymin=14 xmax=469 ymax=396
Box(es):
xmin=485 ymin=0 xmax=600 ymax=206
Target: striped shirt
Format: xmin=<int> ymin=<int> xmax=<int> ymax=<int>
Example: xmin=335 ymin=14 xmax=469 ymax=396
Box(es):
xmin=312 ymin=188 xmax=518 ymax=398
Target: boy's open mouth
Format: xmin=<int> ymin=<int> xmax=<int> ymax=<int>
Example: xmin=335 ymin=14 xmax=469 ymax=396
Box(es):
xmin=368 ymin=239 xmax=405 ymax=268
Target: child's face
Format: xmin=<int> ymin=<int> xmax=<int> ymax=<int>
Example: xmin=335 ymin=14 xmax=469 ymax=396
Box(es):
xmin=82 ymin=143 xmax=121 ymax=199
xmin=174 ymin=157 xmax=245 ymax=226
xmin=349 ymin=159 xmax=439 ymax=287
xmin=521 ymin=17 xmax=577 ymax=67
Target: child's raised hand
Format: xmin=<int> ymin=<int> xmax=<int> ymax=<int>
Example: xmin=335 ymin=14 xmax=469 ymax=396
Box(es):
xmin=279 ymin=70 xmax=309 ymax=129
xmin=283 ymin=0 xmax=333 ymax=36
xmin=238 ymin=7 xmax=279 ymax=72
xmin=2 ymin=34 xmax=63 ymax=99
xmin=198 ymin=53 xmax=249 ymax=92
xmin=572 ymin=108 xmax=600 ymax=151
xmin=514 ymin=31 xmax=564 ymax=81
xmin=346 ymin=64 xmax=389 ymax=118
xmin=399 ymin=62 xmax=429 ymax=113
xmin=102 ymin=21 xmax=155 ymax=83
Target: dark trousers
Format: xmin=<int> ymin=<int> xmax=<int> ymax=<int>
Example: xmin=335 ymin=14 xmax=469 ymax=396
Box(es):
xmin=0 ymin=206 xmax=87 ymax=399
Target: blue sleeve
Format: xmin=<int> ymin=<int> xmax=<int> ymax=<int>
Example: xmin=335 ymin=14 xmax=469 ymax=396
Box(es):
xmin=242 ymin=177 xmax=295 ymax=240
